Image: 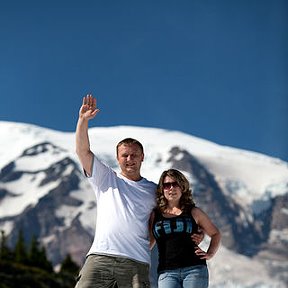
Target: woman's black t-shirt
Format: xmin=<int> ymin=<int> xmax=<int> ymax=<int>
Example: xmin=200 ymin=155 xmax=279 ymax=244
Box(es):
xmin=152 ymin=206 xmax=206 ymax=273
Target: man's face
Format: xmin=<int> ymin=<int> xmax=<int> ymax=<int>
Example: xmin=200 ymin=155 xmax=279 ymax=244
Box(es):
xmin=117 ymin=143 xmax=144 ymax=179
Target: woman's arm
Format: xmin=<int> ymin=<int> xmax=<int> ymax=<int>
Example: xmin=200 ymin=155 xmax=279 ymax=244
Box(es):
xmin=149 ymin=211 xmax=156 ymax=250
xmin=191 ymin=207 xmax=221 ymax=260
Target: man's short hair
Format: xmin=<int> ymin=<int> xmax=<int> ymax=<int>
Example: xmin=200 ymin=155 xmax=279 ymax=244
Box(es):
xmin=116 ymin=138 xmax=144 ymax=156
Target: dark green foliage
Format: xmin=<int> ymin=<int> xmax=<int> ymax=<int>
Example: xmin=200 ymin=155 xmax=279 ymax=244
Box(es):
xmin=27 ymin=235 xmax=53 ymax=272
xmin=14 ymin=229 xmax=28 ymax=264
xmin=0 ymin=261 xmax=76 ymax=288
xmin=60 ymin=254 xmax=80 ymax=275
xmin=0 ymin=230 xmax=79 ymax=288
xmin=0 ymin=230 xmax=13 ymax=262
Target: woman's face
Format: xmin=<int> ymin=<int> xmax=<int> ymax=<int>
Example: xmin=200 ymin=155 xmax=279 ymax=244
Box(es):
xmin=162 ymin=176 xmax=182 ymax=203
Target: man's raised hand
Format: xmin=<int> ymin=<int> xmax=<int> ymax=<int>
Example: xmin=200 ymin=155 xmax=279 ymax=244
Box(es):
xmin=79 ymin=94 xmax=100 ymax=120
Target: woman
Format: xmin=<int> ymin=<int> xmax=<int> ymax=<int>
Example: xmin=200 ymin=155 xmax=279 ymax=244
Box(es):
xmin=150 ymin=169 xmax=221 ymax=288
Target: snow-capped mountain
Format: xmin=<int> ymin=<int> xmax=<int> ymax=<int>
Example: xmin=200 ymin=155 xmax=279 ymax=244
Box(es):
xmin=0 ymin=121 xmax=287 ymax=288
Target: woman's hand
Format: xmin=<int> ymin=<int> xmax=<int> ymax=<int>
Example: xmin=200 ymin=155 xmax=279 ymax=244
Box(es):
xmin=194 ymin=246 xmax=214 ymax=260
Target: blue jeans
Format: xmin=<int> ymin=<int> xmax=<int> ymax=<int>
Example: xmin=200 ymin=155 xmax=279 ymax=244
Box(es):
xmin=158 ymin=265 xmax=208 ymax=288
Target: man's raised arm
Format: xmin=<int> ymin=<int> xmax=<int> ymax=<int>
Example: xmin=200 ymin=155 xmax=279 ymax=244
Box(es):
xmin=75 ymin=94 xmax=100 ymax=176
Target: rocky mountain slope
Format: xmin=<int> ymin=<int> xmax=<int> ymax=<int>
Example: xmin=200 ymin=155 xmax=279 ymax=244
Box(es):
xmin=0 ymin=121 xmax=287 ymax=287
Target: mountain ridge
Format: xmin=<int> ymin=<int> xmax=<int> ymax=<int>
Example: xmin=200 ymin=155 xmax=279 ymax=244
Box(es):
xmin=0 ymin=121 xmax=287 ymax=287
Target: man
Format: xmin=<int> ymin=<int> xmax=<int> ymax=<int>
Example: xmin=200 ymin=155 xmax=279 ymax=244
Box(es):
xmin=75 ymin=94 xmax=157 ymax=288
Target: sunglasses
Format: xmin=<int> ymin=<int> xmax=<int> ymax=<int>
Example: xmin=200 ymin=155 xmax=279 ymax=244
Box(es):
xmin=163 ymin=181 xmax=180 ymax=190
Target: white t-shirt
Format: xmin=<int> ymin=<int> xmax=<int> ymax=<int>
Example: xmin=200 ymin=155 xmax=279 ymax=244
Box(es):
xmin=86 ymin=155 xmax=157 ymax=265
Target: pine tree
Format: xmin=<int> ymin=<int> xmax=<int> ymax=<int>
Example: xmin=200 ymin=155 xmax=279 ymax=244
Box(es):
xmin=0 ymin=230 xmax=12 ymax=262
xmin=28 ymin=235 xmax=41 ymax=266
xmin=38 ymin=246 xmax=54 ymax=272
xmin=60 ymin=254 xmax=79 ymax=275
xmin=14 ymin=229 xmax=28 ymax=264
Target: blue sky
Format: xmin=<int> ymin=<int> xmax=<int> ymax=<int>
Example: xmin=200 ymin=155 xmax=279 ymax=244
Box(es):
xmin=0 ymin=0 xmax=287 ymax=161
